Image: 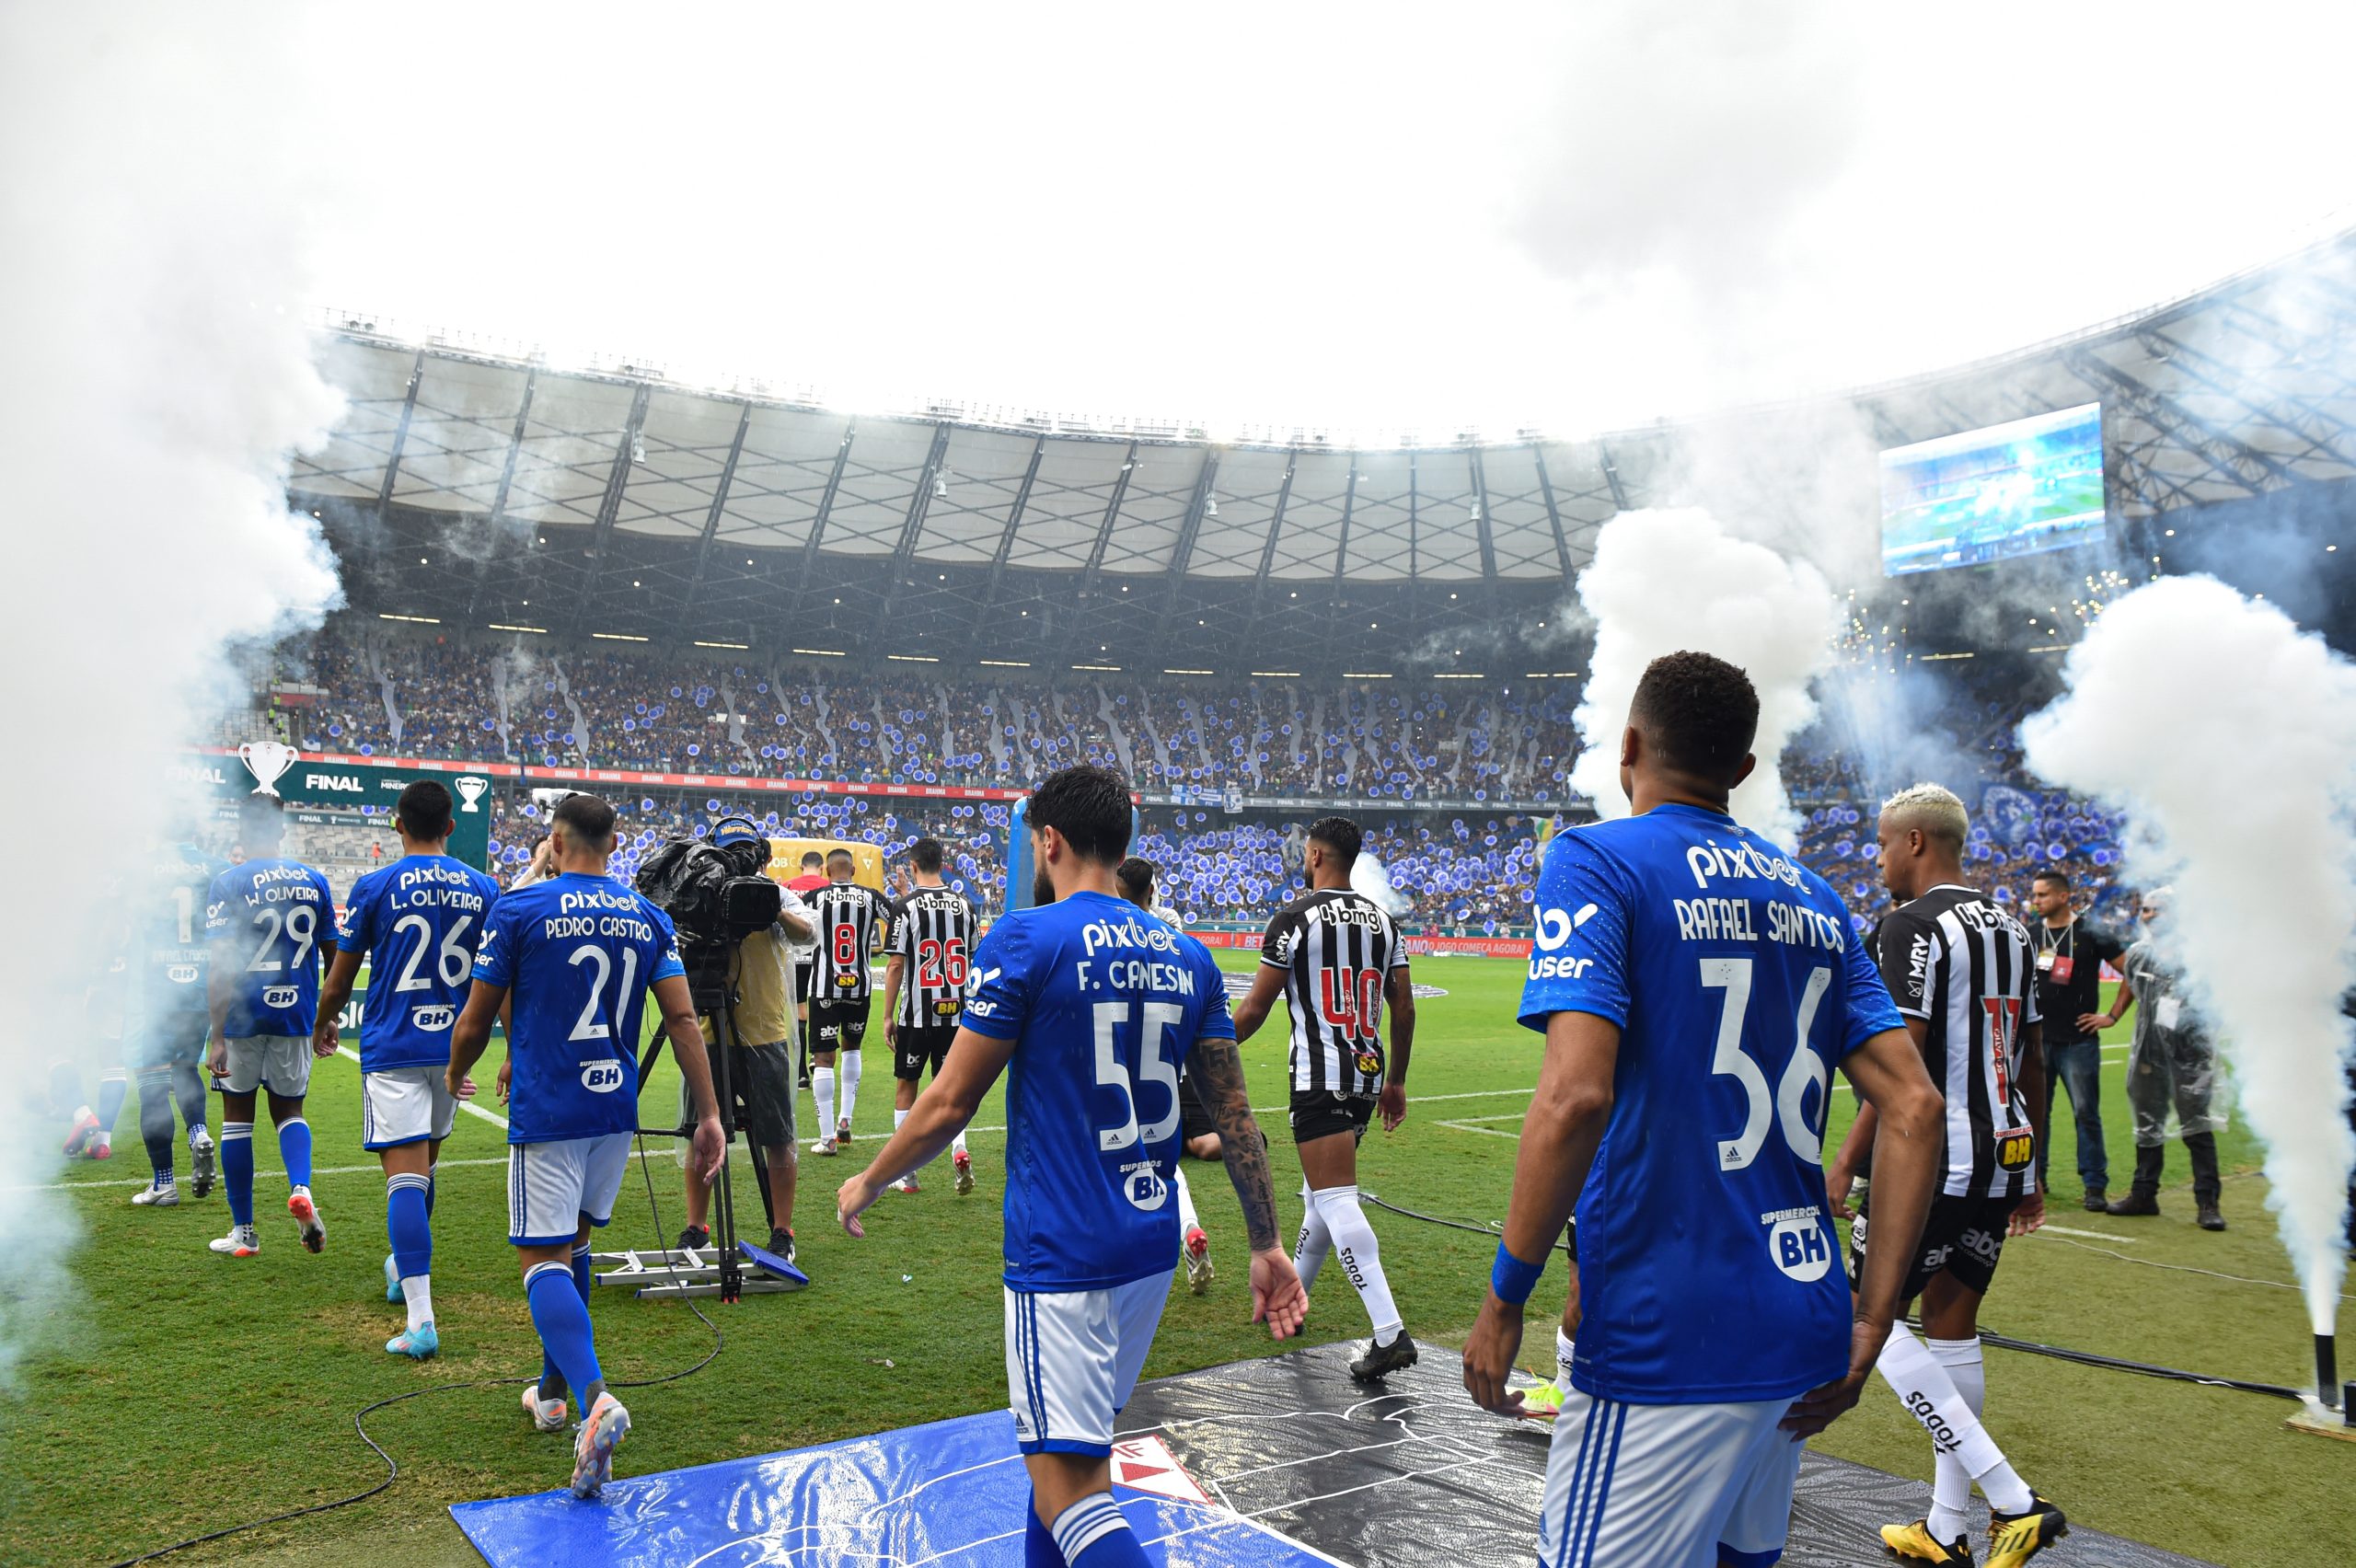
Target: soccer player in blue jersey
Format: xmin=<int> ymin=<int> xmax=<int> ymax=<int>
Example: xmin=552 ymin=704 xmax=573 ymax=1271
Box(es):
xmin=128 ymin=840 xmax=227 ymax=1206
xmin=446 ymin=791 xmax=724 ymax=1498
xmin=202 ymin=797 xmax=338 ymax=1259
xmin=838 ymin=765 xmax=1306 ymax=1568
xmin=315 ymin=781 xmax=502 ymax=1359
xmin=1462 ymin=651 xmax=1946 ymax=1568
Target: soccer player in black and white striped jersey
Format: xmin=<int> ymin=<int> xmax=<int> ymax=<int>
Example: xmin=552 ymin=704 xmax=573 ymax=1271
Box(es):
xmin=1232 ymin=816 xmax=1418 ymax=1382
xmin=881 ymin=837 xmax=977 ymax=1195
xmin=1827 ymin=784 xmax=2068 ymax=1562
xmin=807 ymin=849 xmax=891 ymax=1156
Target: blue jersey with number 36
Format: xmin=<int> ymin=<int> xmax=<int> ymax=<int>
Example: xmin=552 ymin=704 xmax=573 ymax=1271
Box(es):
xmin=473 ymin=873 xmax=685 ymax=1145
xmin=339 ymin=854 xmax=502 ymax=1071
xmin=963 ymin=890 xmax=1234 ymax=1292
xmin=1518 ymin=803 xmax=1902 ymax=1404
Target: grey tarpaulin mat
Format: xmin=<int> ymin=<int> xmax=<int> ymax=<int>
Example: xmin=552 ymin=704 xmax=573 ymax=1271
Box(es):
xmin=1118 ymin=1342 xmax=2214 ymax=1567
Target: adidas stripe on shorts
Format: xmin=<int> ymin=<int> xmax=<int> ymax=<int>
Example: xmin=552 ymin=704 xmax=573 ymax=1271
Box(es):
xmin=216 ymin=1035 xmax=313 ymax=1098
xmin=506 ymin=1132 xmax=634 ymax=1247
xmin=362 ymin=1066 xmax=457 ymax=1150
xmin=1004 ymin=1271 xmax=1172 ymax=1457
xmin=1539 ymin=1390 xmax=1801 ymax=1568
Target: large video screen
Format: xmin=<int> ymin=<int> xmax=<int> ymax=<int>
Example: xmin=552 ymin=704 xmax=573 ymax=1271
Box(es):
xmin=1880 ymin=402 xmax=2107 ymax=576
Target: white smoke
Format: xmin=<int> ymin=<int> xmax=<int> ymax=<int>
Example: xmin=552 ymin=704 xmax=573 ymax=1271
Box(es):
xmin=1568 ymin=508 xmax=1841 ymax=845
xmin=0 ymin=9 xmax=343 ymax=1378
xmin=2020 ymin=576 xmax=2356 ymax=1337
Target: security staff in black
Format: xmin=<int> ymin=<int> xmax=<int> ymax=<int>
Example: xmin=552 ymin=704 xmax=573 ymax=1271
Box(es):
xmin=805 ymin=848 xmax=890 ymax=1156
xmin=1232 ymin=816 xmax=1419 ymax=1383
xmin=879 ymin=837 xmax=977 ymax=1193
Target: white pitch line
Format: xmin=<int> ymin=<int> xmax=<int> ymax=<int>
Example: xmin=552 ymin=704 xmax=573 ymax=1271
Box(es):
xmin=2029 ymin=1223 xmax=2143 ymax=1245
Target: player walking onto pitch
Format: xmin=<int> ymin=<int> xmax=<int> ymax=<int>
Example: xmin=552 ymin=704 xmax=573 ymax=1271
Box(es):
xmin=447 ymin=792 xmax=725 ymax=1498
xmin=315 ymin=781 xmax=502 ymax=1359
xmin=1463 ymin=651 xmax=1949 ymax=1568
xmin=1826 ymin=782 xmax=2069 ymax=1563
xmin=202 ymin=796 xmax=336 ymax=1259
xmin=838 ymin=765 xmax=1306 ymax=1568
xmin=1117 ymin=856 xmax=1218 ymax=1293
xmin=127 ymin=841 xmax=226 ymax=1206
xmin=879 ymin=836 xmax=977 ymax=1194
xmin=1231 ymin=815 xmax=1418 ymax=1380
xmin=806 ymin=847 xmax=890 ymax=1155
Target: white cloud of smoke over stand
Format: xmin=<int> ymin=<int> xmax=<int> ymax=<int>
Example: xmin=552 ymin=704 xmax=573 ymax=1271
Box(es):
xmin=0 ymin=8 xmax=342 ymax=1378
xmin=1569 ymin=509 xmax=1840 ymax=847
xmin=2021 ymin=577 xmax=2356 ymax=1341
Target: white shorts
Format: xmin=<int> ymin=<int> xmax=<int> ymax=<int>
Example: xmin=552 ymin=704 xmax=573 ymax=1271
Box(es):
xmin=218 ymin=1036 xmax=313 ymax=1098
xmin=1539 ymin=1390 xmax=1801 ymax=1568
xmin=1005 ymin=1271 xmax=1172 ymax=1458
xmin=506 ymin=1132 xmax=634 ymax=1247
xmin=363 ymin=1066 xmax=456 ymax=1150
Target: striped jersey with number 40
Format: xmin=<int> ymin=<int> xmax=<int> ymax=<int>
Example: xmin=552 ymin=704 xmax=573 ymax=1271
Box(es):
xmin=1875 ymin=882 xmax=2042 ymax=1201
xmin=1258 ymin=888 xmax=1409 ymax=1096
xmin=890 ymin=886 xmax=976 ymax=1026
xmin=808 ymin=882 xmax=891 ymax=1001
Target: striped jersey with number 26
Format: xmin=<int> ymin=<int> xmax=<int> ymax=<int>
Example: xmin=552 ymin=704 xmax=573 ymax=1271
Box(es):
xmin=1258 ymin=888 xmax=1408 ymax=1096
xmin=962 ymin=890 xmax=1233 ymax=1291
xmin=890 ymin=886 xmax=976 ymax=1026
xmin=1517 ymin=804 xmax=1902 ymax=1404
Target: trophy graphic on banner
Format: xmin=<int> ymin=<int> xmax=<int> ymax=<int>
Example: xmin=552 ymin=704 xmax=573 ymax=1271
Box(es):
xmin=237 ymin=741 xmax=300 ymax=798
xmin=454 ymin=776 xmax=490 ymax=813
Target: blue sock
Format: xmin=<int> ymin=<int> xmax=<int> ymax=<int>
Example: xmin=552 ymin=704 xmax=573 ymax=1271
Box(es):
xmin=572 ymin=1239 xmax=595 ymax=1301
xmin=278 ymin=1116 xmax=314 ymax=1189
xmin=1051 ymin=1494 xmax=1144 ymax=1567
xmin=1024 ymin=1490 xmax=1065 ymax=1567
xmin=387 ymin=1173 xmax=432 ymax=1279
xmin=222 ymin=1123 xmax=255 ymax=1228
xmin=97 ymin=1070 xmax=128 ymax=1134
xmin=424 ymin=1172 xmax=436 ymax=1218
xmin=525 ymin=1260 xmax=603 ymax=1398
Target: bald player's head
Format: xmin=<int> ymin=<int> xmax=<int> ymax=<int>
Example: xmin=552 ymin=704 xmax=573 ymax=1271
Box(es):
xmin=1876 ymin=782 xmax=1969 ymax=902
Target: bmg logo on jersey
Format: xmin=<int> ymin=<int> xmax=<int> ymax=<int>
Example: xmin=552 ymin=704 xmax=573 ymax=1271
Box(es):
xmin=410 ymin=1005 xmax=456 ymax=1032
xmin=261 ymin=985 xmax=299 ymax=1010
xmin=1767 ymin=1216 xmax=1834 ymax=1283
xmin=580 ymin=1059 xmax=625 ymax=1094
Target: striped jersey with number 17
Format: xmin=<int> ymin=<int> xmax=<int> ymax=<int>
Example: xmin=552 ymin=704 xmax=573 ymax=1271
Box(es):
xmin=890 ymin=885 xmax=977 ymax=1027
xmin=1876 ymin=882 xmax=2043 ymax=1201
xmin=807 ymin=881 xmax=891 ymax=1001
xmin=1258 ymin=887 xmax=1409 ymax=1095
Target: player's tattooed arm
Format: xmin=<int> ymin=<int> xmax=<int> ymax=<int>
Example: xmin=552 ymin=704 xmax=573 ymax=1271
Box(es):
xmin=1192 ymin=1035 xmax=1281 ymax=1252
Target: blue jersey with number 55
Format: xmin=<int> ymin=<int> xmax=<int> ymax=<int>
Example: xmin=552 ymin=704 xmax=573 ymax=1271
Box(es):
xmin=1518 ymin=803 xmax=1902 ymax=1404
xmin=339 ymin=854 xmax=502 ymax=1071
xmin=963 ymin=890 xmax=1234 ymax=1292
xmin=473 ymin=873 xmax=685 ymax=1145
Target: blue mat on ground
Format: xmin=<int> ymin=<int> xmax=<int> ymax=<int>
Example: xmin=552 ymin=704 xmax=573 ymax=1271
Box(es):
xmin=450 ymin=1406 xmax=1336 ymax=1567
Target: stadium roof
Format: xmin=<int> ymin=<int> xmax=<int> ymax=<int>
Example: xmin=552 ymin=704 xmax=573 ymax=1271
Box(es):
xmin=295 ymin=227 xmax=2356 ymax=672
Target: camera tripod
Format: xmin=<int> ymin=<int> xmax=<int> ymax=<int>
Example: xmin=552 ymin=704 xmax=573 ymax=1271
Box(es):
xmin=590 ymin=960 xmax=808 ymax=1300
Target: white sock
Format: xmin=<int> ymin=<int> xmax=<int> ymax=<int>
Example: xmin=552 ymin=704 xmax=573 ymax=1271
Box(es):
xmin=894 ymin=1108 xmax=908 ymax=1133
xmin=814 ymin=1068 xmax=837 ymax=1140
xmin=403 ymin=1275 xmax=433 ymax=1333
xmin=1293 ymin=1179 xmax=1333 ymax=1293
xmin=951 ymin=1127 xmax=967 ymax=1157
xmin=1049 ymin=1492 xmax=1129 ymax=1562
xmin=1928 ymin=1336 xmax=1987 ymax=1526
xmin=840 ymin=1051 xmax=863 ymax=1127
xmin=1312 ymin=1184 xmax=1403 ymax=1344
xmin=1173 ymin=1166 xmax=1201 ymax=1234
xmin=1877 ymin=1323 xmax=2032 ymax=1523
xmin=1556 ymin=1327 xmax=1577 ymax=1393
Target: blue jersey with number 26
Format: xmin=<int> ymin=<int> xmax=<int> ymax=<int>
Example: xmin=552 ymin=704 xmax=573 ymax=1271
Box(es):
xmin=473 ymin=873 xmax=685 ymax=1145
xmin=339 ymin=854 xmax=502 ymax=1071
xmin=1519 ymin=803 xmax=1902 ymax=1404
xmin=963 ymin=890 xmax=1234 ymax=1292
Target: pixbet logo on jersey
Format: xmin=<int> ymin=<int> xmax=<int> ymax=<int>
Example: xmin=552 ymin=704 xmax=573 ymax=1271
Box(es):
xmin=580 ymin=1059 xmax=625 ymax=1094
xmin=1528 ymin=900 xmax=1598 ymax=980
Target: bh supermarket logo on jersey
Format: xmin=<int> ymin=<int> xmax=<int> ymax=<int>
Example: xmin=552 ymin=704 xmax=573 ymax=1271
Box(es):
xmin=581 ymin=1059 xmax=625 ymax=1094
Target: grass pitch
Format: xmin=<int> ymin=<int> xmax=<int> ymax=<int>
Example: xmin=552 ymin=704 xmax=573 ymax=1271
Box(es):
xmin=9 ymin=951 xmax=2350 ymax=1567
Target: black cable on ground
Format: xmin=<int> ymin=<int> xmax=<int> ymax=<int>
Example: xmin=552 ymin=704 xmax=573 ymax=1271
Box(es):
xmin=106 ymin=1136 xmax=722 ymax=1568
xmin=1364 ymin=1188 xmax=2310 ymax=1405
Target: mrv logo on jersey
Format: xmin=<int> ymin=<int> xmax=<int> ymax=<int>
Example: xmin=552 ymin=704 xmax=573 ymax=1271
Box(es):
xmin=580 ymin=1060 xmax=626 ymax=1094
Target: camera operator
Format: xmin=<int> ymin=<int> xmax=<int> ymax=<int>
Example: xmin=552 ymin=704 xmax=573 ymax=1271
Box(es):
xmin=675 ymin=819 xmax=814 ymax=1264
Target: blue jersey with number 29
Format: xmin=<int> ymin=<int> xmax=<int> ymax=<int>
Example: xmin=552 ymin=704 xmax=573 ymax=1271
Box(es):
xmin=473 ymin=873 xmax=685 ymax=1145
xmin=1519 ymin=803 xmax=1902 ymax=1404
xmin=963 ymin=890 xmax=1234 ymax=1292
xmin=206 ymin=859 xmax=336 ymax=1038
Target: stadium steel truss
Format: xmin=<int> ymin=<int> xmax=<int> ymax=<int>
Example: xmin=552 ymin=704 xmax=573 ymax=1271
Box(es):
xmin=293 ymin=228 xmax=2356 ymax=674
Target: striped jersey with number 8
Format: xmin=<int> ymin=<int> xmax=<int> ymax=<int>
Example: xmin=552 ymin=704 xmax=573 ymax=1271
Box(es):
xmin=807 ymin=882 xmax=891 ymax=1001
xmin=890 ymin=886 xmax=977 ymax=1026
xmin=1258 ymin=887 xmax=1409 ymax=1095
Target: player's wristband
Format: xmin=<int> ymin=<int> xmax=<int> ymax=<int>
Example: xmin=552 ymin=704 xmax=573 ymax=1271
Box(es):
xmin=1491 ymin=1242 xmax=1545 ymax=1306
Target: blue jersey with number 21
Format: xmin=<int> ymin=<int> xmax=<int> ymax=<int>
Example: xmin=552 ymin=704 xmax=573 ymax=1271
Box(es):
xmin=473 ymin=872 xmax=685 ymax=1145
xmin=1519 ymin=803 xmax=1902 ymax=1404
xmin=963 ymin=890 xmax=1234 ymax=1292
